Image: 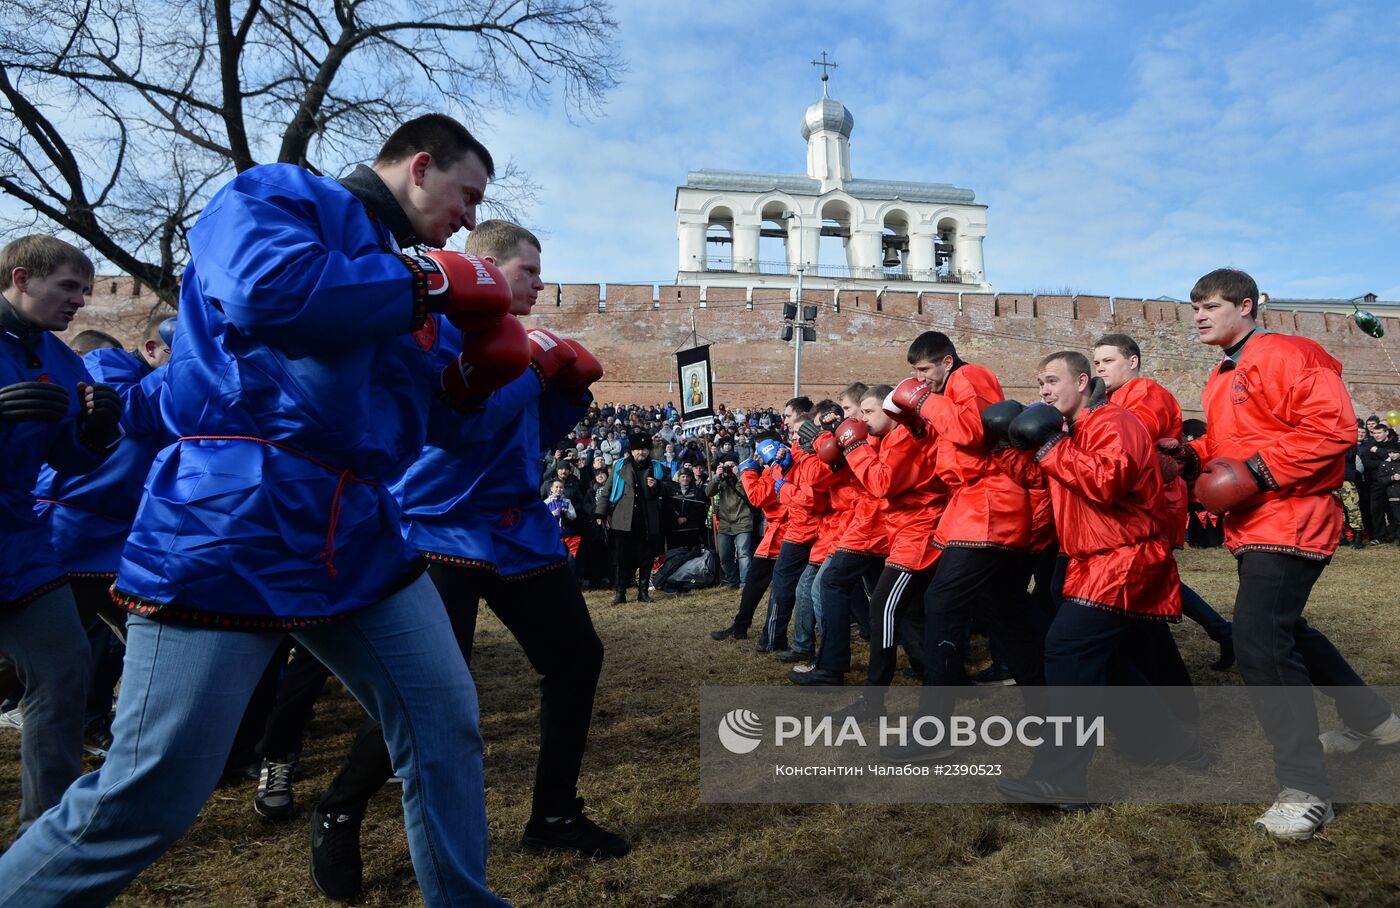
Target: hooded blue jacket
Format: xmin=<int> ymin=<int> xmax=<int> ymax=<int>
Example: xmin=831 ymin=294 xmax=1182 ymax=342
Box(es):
xmin=2 ymin=318 xmax=110 ymax=608
xmin=392 ymin=326 xmax=589 ymax=578
xmin=113 ymin=163 xmax=441 ymax=628
xmin=35 ymin=348 xmax=171 ymax=576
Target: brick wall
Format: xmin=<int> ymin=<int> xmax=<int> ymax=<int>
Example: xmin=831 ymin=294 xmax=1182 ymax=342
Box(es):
xmin=62 ymin=279 xmax=1400 ymax=420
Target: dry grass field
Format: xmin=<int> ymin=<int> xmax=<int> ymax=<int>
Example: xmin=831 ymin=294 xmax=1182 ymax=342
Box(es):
xmin=4 ymin=546 xmax=1400 ymax=907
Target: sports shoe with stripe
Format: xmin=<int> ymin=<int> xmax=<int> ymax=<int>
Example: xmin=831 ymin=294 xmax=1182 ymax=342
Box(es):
xmin=1319 ymin=712 xmax=1400 ymax=755
xmin=1254 ymin=789 xmax=1333 ymax=841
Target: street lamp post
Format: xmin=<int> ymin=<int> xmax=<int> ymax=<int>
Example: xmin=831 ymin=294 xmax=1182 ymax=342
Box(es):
xmin=793 ymin=264 xmax=805 ymax=396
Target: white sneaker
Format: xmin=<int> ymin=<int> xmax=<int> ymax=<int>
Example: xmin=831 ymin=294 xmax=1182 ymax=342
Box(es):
xmin=1319 ymin=713 xmax=1400 ymax=755
xmin=1254 ymin=789 xmax=1334 ymax=841
xmin=791 ymin=661 xmax=816 ymax=674
xmin=0 ymin=707 xmax=21 ymax=731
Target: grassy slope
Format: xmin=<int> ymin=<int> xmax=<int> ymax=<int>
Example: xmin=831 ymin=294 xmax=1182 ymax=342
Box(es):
xmin=3 ymin=547 xmax=1399 ymax=907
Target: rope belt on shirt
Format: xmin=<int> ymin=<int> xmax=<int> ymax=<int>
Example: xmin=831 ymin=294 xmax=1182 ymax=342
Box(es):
xmin=178 ymin=435 xmax=375 ymax=577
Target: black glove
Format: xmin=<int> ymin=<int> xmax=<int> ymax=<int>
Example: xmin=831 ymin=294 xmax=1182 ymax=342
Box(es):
xmin=0 ymin=381 xmax=70 ymax=423
xmin=1008 ymin=403 xmax=1065 ymax=451
xmin=980 ymin=400 xmax=1025 ymax=445
xmin=1087 ymin=376 xmax=1108 ymax=409
xmin=796 ymin=421 xmax=822 ymax=455
xmin=78 ymin=383 xmax=122 ymax=449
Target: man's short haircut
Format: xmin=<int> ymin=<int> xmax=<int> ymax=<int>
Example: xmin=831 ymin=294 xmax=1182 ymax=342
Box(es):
xmin=1093 ymin=333 xmax=1141 ymax=364
xmin=1039 ymin=350 xmax=1092 ymax=378
xmin=1190 ymin=268 xmax=1259 ymax=315
xmin=863 ymin=383 xmax=894 ymax=403
xmin=907 ymin=331 xmax=956 ymax=365
xmin=374 ymin=114 xmax=495 ymax=178
xmin=812 ymin=399 xmax=842 ymax=424
xmin=69 ymin=329 xmax=123 ymax=353
xmin=785 ymin=396 xmax=813 ymax=414
xmin=466 ymin=220 xmax=541 ymax=262
xmin=0 ymin=235 xmax=95 ymax=292
xmin=839 ymin=382 xmax=868 ymax=404
xmin=1182 ymin=418 xmax=1207 ymax=439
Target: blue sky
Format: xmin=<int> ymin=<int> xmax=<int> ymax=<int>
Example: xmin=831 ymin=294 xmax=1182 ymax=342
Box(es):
xmin=480 ymin=0 xmax=1400 ymax=299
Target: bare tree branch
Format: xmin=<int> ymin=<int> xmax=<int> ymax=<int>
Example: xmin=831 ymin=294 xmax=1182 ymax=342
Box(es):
xmin=0 ymin=0 xmax=623 ymax=306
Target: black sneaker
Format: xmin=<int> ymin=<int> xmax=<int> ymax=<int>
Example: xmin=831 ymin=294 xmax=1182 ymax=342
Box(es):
xmin=996 ymin=775 xmax=1091 ymax=812
xmin=522 ymin=809 xmax=631 ymax=859
xmin=611 ymin=590 xmax=627 ymax=605
xmin=310 ymin=809 xmax=364 ymax=901
xmin=636 ymin=590 xmax=654 ymax=603
xmin=710 ymin=625 xmax=748 ymax=641
xmin=789 ymin=668 xmax=843 ymax=686
xmin=772 ymin=649 xmax=815 ymax=664
xmin=83 ymin=719 xmax=113 ymax=759
xmin=255 ymin=755 xmax=298 ymax=821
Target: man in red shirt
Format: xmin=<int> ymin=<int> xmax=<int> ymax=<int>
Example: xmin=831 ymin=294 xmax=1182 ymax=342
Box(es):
xmin=987 ymin=352 xmax=1197 ymax=805
xmin=884 ymin=332 xmax=1041 ymax=691
xmin=1174 ymin=268 xmax=1399 ymax=840
xmin=1092 ymin=333 xmax=1234 ymax=671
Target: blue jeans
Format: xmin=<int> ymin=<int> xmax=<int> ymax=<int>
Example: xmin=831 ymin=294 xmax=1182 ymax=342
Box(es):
xmin=1180 ymin=582 xmax=1231 ymax=642
xmin=716 ymin=532 xmax=752 ymax=586
xmin=0 ymin=585 xmax=90 ymax=835
xmin=791 ymin=561 xmax=823 ymax=655
xmin=0 ymin=574 xmax=505 ymax=907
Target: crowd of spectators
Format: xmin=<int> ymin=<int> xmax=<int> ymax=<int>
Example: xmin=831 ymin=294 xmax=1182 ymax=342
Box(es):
xmin=538 ymin=401 xmax=782 ymax=594
xmin=1345 ymin=413 xmax=1400 ymax=547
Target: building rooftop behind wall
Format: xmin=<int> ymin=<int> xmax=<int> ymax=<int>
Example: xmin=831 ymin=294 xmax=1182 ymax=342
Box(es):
xmin=684 ymin=169 xmax=977 ymax=204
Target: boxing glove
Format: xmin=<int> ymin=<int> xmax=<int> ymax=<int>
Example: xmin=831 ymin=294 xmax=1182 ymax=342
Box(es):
xmin=834 ymin=417 xmax=868 ymax=453
xmin=980 ymin=400 xmax=1025 ymax=444
xmin=77 ymin=382 xmax=123 ymax=448
xmin=157 ymin=317 xmax=177 ymax=350
xmin=1156 ymin=438 xmax=1201 ymax=482
xmin=738 ymin=457 xmax=762 ymax=475
xmin=773 ymin=477 xmax=789 ymax=499
xmin=816 ymin=431 xmax=844 ymax=468
xmin=1008 ymin=403 xmax=1065 ymax=450
xmin=1195 ymin=456 xmax=1265 ymax=515
xmin=885 ymin=378 xmax=931 ymax=427
xmin=440 ymin=316 xmax=530 ymax=411
xmin=416 ymin=251 xmax=513 ymax=330
xmin=0 ymin=381 xmax=70 ymax=423
xmin=1158 ymin=448 xmax=1182 ymax=483
xmin=526 ymin=328 xmax=579 ymax=387
xmin=756 ymin=438 xmax=791 ymax=468
xmin=1086 ymin=376 xmax=1108 ymax=409
xmin=796 ymin=420 xmax=822 ymax=455
xmin=556 ymin=340 xmax=604 ymax=392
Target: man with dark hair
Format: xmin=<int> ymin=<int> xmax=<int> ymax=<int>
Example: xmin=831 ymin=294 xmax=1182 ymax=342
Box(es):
xmin=884 ymin=332 xmax=1039 ymax=701
xmin=1168 ymin=267 xmax=1399 ymax=841
xmin=0 ymin=234 xmax=119 ymax=839
xmin=609 ymin=433 xmax=667 ymax=603
xmin=374 ymin=113 xmax=496 ymax=178
xmin=755 ymin=414 xmax=829 ymax=655
xmin=1093 ymin=332 xmax=1234 ymax=670
xmin=68 ymin=329 xmax=124 ymax=354
xmin=0 ymin=120 xmax=514 ymax=905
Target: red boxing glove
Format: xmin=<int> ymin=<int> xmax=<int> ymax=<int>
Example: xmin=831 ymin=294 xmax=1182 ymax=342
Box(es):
xmin=526 ymin=327 xmax=579 ymax=386
xmin=440 ymin=316 xmax=530 ymax=410
xmin=815 ymin=431 xmax=844 ymax=468
xmin=417 ymin=251 xmax=513 ymax=330
xmin=556 ymin=340 xmax=604 ymax=392
xmin=834 ymin=417 xmax=868 ymax=453
xmin=1157 ymin=449 xmax=1182 ymax=484
xmin=1195 ymin=456 xmax=1263 ymax=515
xmin=885 ymin=378 xmax=931 ymax=427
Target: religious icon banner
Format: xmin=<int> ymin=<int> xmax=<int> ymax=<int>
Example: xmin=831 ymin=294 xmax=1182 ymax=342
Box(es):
xmin=676 ymin=344 xmax=715 ymax=436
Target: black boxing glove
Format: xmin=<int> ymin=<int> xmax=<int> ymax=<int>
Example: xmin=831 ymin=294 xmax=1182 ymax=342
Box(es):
xmin=1008 ymin=402 xmax=1065 ymax=451
xmin=0 ymin=381 xmax=70 ymax=423
xmin=980 ymin=400 xmax=1025 ymax=446
xmin=78 ymin=382 xmax=123 ymax=449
